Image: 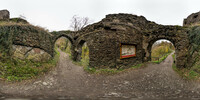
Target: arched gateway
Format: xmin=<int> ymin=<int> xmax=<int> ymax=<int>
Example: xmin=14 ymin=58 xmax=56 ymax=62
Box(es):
xmin=53 ymin=14 xmax=189 ymax=69
xmin=1 ymin=10 xmax=191 ymax=69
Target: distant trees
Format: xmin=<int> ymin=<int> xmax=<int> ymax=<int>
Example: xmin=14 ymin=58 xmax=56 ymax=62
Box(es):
xmin=151 ymin=41 xmax=175 ymax=58
xmin=70 ymin=15 xmax=91 ymax=31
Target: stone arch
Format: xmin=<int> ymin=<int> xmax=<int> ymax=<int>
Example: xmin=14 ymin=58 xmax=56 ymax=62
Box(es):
xmin=52 ymin=33 xmax=75 ymax=57
xmin=147 ymin=38 xmax=176 ymax=61
xmin=54 ymin=36 xmax=72 ymax=51
xmin=53 ymin=34 xmax=74 ymax=45
xmin=145 ymin=31 xmax=189 ymax=68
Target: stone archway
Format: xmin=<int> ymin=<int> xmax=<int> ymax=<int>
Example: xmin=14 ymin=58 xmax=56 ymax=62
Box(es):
xmin=54 ymin=36 xmax=72 ymax=52
xmin=148 ymin=39 xmax=175 ymax=62
xmin=51 ymin=31 xmax=75 ymax=58
xmin=53 ymin=35 xmax=74 ymax=46
xmin=143 ymin=26 xmax=190 ymax=68
xmin=147 ymin=38 xmax=176 ymax=61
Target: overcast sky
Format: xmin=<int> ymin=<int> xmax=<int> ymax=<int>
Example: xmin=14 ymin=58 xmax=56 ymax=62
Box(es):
xmin=1 ymin=0 xmax=200 ymax=31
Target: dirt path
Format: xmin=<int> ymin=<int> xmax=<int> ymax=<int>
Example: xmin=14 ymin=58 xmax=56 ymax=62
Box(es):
xmin=0 ymin=50 xmax=200 ymax=99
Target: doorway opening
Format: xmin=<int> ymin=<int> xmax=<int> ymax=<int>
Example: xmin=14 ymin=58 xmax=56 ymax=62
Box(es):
xmin=151 ymin=39 xmax=175 ymax=63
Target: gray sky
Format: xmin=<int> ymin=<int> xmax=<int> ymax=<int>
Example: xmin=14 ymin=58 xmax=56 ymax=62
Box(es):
xmin=1 ymin=0 xmax=200 ymax=31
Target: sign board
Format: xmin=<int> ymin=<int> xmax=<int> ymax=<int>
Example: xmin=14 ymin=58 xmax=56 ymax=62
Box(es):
xmin=120 ymin=43 xmax=136 ymax=59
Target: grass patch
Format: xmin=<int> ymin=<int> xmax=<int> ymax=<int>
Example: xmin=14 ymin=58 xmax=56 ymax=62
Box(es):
xmin=173 ymin=65 xmax=200 ymax=80
xmin=132 ymin=63 xmax=143 ymax=68
xmin=0 ymin=48 xmax=60 ymax=82
xmin=172 ymin=54 xmax=200 ymax=80
xmin=83 ymin=63 xmax=144 ymax=75
xmin=172 ymin=53 xmax=175 ymax=60
xmin=152 ymin=52 xmax=172 ymax=64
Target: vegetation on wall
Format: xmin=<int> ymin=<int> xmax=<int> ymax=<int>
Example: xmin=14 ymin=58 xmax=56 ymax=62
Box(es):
xmin=172 ymin=53 xmax=200 ymax=80
xmin=9 ymin=18 xmax=28 ymax=24
xmin=80 ymin=43 xmax=89 ymax=67
xmin=0 ymin=20 xmax=53 ymax=55
xmin=181 ymin=25 xmax=200 ymax=79
xmin=0 ymin=26 xmax=13 ymax=55
xmin=0 ymin=20 xmax=57 ymax=82
xmin=65 ymin=40 xmax=71 ymax=56
xmin=188 ymin=26 xmax=200 ymax=55
xmin=170 ymin=25 xmax=200 ymax=80
xmin=0 ymin=48 xmax=59 ymax=81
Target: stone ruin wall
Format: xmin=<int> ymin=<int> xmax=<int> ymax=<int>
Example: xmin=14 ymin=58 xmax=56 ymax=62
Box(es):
xmin=0 ymin=9 xmax=198 ymax=69
xmin=75 ymin=14 xmax=189 ymax=69
xmin=0 ymin=10 xmax=54 ymax=62
xmin=184 ymin=11 xmax=200 ymax=26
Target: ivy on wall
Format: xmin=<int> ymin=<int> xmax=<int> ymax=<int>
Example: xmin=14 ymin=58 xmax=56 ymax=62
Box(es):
xmin=189 ymin=26 xmax=200 ymax=55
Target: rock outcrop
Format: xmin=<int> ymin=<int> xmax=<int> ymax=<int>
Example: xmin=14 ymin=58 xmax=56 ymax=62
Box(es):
xmin=183 ymin=11 xmax=200 ymax=26
xmin=11 ymin=45 xmax=51 ymax=62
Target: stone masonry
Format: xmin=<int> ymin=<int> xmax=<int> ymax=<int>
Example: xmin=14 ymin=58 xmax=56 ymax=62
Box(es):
xmin=183 ymin=11 xmax=200 ymax=26
xmin=0 ymin=10 xmax=9 ymax=20
xmin=0 ymin=10 xmax=196 ymax=69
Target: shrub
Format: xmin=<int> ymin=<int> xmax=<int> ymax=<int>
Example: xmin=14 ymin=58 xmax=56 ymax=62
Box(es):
xmin=0 ymin=48 xmax=60 ymax=82
xmin=151 ymin=41 xmax=174 ymax=63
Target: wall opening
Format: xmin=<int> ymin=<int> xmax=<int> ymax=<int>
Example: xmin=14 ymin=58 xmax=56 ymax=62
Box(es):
xmin=76 ymin=40 xmax=89 ymax=67
xmin=150 ymin=39 xmax=175 ymax=63
xmin=54 ymin=36 xmax=72 ymax=57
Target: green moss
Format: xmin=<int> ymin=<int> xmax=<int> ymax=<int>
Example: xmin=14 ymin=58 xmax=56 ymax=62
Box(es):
xmin=152 ymin=52 xmax=172 ymax=64
xmin=9 ymin=18 xmax=28 ymax=24
xmin=0 ymin=23 xmax=51 ymax=56
xmin=178 ymin=25 xmax=200 ymax=80
xmin=172 ymin=53 xmax=200 ymax=80
xmin=188 ymin=26 xmax=200 ymax=55
xmin=83 ymin=63 xmax=144 ymax=75
xmin=188 ymin=71 xmax=199 ymax=79
xmin=132 ymin=63 xmax=143 ymax=68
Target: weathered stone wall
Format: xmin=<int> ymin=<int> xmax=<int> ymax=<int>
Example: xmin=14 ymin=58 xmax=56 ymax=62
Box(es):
xmin=143 ymin=26 xmax=189 ymax=68
xmin=0 ymin=24 xmax=54 ymax=62
xmin=185 ymin=26 xmax=200 ymax=68
xmin=0 ymin=10 xmax=194 ymax=68
xmin=11 ymin=25 xmax=54 ymax=56
xmin=0 ymin=26 xmax=12 ymax=53
xmin=0 ymin=10 xmax=9 ymax=20
xmin=83 ymin=30 xmax=144 ymax=69
xmin=184 ymin=11 xmax=200 ymax=26
xmin=74 ymin=14 xmax=190 ymax=69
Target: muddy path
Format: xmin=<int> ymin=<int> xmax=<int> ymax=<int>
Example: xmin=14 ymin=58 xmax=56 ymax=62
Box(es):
xmin=0 ymin=50 xmax=200 ymax=99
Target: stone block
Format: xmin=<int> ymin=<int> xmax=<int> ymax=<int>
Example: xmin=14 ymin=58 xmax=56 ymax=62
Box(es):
xmin=0 ymin=10 xmax=9 ymax=20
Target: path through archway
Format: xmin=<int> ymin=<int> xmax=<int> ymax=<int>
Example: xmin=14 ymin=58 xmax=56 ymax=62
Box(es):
xmin=151 ymin=39 xmax=175 ymax=63
xmin=54 ymin=36 xmax=72 ymax=57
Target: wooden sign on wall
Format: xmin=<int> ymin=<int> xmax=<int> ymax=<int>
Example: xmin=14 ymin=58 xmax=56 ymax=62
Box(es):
xmin=120 ymin=43 xmax=136 ymax=59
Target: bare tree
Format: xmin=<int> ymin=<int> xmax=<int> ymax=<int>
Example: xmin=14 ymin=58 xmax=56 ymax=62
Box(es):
xmin=70 ymin=15 xmax=90 ymax=31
